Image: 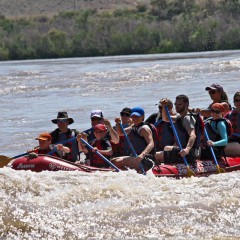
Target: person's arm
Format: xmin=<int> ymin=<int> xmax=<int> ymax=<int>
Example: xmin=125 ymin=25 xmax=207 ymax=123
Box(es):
xmin=179 ymin=116 xmax=196 ymax=157
xmin=115 ymin=117 xmax=132 ymax=136
xmin=209 ymin=121 xmax=228 ymax=147
xmin=160 ymin=99 xmax=178 ymax=122
xmin=138 ymin=126 xmax=154 ymax=159
xmin=76 ymin=133 xmax=89 ymax=154
xmin=104 ymin=118 xmax=119 ymax=144
xmin=56 ymin=144 xmax=70 ymax=153
xmin=95 ymin=140 xmax=113 ymax=156
xmin=195 ymin=108 xmax=212 ymax=118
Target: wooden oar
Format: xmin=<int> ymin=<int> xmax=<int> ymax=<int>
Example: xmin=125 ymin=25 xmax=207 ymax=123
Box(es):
xmin=119 ymin=123 xmax=146 ymax=175
xmin=80 ymin=138 xmax=120 ymax=172
xmin=164 ymin=106 xmax=195 ymax=177
xmin=204 ymin=128 xmax=225 ymax=173
xmin=0 ymin=152 xmax=29 ymax=168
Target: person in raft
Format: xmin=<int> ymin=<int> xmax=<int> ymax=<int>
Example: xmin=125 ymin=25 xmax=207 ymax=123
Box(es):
xmin=50 ymin=111 xmax=79 ymax=162
xmin=29 ymin=132 xmax=70 ymax=158
xmin=112 ymin=107 xmax=132 ymax=157
xmin=77 ymin=124 xmax=113 ymax=168
xmin=111 ymin=106 xmax=155 ymax=173
xmin=200 ymin=103 xmax=228 ymax=159
xmin=155 ymin=95 xmax=201 ymax=165
xmin=195 ymin=83 xmax=231 ymax=118
xmin=83 ymin=110 xmax=119 ymax=145
xmin=224 ymin=91 xmax=240 ymax=156
xmin=146 ymin=98 xmax=175 ymax=152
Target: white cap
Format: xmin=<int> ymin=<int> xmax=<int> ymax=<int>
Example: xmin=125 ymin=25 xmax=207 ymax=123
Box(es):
xmin=90 ymin=110 xmax=103 ymax=119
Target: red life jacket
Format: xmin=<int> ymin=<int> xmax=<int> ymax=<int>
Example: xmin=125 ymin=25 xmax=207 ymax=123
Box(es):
xmin=88 ymin=139 xmax=112 ymax=168
xmin=154 ymin=121 xmax=174 ymax=151
xmin=32 ymin=148 xmax=59 ymax=157
xmin=225 ymin=109 xmax=239 ymax=135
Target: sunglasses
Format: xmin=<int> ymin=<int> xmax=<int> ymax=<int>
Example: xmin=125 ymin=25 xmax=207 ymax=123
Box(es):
xmin=57 ymin=119 xmax=68 ymax=123
xmin=120 ymin=113 xmax=130 ymax=117
xmin=209 ymin=90 xmax=216 ymax=95
xmin=91 ymin=117 xmax=102 ymax=121
xmin=234 ymin=99 xmax=240 ymax=102
xmin=211 ymin=109 xmax=221 ymax=114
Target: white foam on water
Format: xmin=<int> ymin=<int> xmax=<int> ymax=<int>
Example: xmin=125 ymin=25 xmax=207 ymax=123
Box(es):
xmin=0 ymin=167 xmax=240 ymax=239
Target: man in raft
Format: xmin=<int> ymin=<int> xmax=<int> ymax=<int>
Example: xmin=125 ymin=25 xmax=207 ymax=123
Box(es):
xmin=111 ymin=106 xmax=155 ymax=173
xmin=50 ymin=111 xmax=79 ymax=162
xmin=155 ymin=95 xmax=201 ymax=165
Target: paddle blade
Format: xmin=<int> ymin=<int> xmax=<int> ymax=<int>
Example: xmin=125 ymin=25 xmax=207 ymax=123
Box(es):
xmin=186 ymin=166 xmax=196 ymax=177
xmin=216 ymin=165 xmax=225 ymax=174
xmin=0 ymin=155 xmax=13 ymax=168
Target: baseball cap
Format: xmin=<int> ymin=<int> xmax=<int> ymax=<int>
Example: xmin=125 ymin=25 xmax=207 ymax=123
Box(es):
xmin=35 ymin=132 xmax=52 ymax=141
xmin=211 ymin=103 xmax=224 ymax=112
xmin=90 ymin=110 xmax=104 ymax=119
xmin=120 ymin=107 xmax=131 ymax=115
xmin=93 ymin=124 xmax=107 ymax=131
xmin=205 ymin=83 xmax=223 ymax=92
xmin=130 ymin=106 xmax=145 ymax=117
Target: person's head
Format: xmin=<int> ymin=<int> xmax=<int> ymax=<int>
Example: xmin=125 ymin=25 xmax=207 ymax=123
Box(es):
xmin=210 ymin=103 xmax=224 ymax=119
xmin=175 ymin=95 xmax=189 ymax=114
xmin=233 ymin=91 xmax=240 ymax=110
xmin=35 ymin=132 xmax=52 ymax=149
xmin=90 ymin=110 xmax=104 ymax=127
xmin=221 ymin=102 xmax=230 ymax=115
xmin=130 ymin=106 xmax=145 ymax=125
xmin=120 ymin=107 xmax=131 ymax=125
xmin=52 ymin=112 xmax=74 ymax=131
xmin=93 ymin=124 xmax=107 ymax=140
xmin=205 ymin=83 xmax=228 ymax=102
xmin=157 ymin=98 xmax=173 ymax=112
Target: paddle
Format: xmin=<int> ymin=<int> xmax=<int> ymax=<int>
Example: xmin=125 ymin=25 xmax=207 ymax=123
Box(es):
xmin=204 ymin=128 xmax=225 ymax=173
xmin=47 ymin=137 xmax=77 ymax=155
xmin=80 ymin=138 xmax=120 ymax=172
xmin=164 ymin=106 xmax=195 ymax=177
xmin=232 ymin=133 xmax=240 ymax=137
xmin=119 ymin=123 xmax=146 ymax=175
xmin=0 ymin=152 xmax=29 ymax=168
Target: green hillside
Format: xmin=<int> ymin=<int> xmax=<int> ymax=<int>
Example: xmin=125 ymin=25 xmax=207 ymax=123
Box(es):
xmin=0 ymin=0 xmax=239 ymax=60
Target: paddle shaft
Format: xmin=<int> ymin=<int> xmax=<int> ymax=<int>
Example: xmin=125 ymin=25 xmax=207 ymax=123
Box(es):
xmin=204 ymin=128 xmax=220 ymax=166
xmin=233 ymin=133 xmax=240 ymax=137
xmin=80 ymin=138 xmax=120 ymax=172
xmin=119 ymin=123 xmax=146 ymax=175
xmin=47 ymin=137 xmax=77 ymax=155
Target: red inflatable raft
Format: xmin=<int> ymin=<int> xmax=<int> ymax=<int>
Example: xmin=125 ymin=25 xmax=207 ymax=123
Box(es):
xmin=9 ymin=154 xmax=240 ymax=177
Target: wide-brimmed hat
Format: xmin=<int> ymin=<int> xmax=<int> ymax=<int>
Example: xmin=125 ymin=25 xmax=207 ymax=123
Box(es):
xmin=51 ymin=111 xmax=74 ymax=124
xmin=205 ymin=83 xmax=223 ymax=92
xmin=35 ymin=132 xmax=52 ymax=141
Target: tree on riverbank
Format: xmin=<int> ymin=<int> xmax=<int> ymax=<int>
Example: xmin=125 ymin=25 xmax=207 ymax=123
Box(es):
xmin=0 ymin=0 xmax=239 ymax=60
